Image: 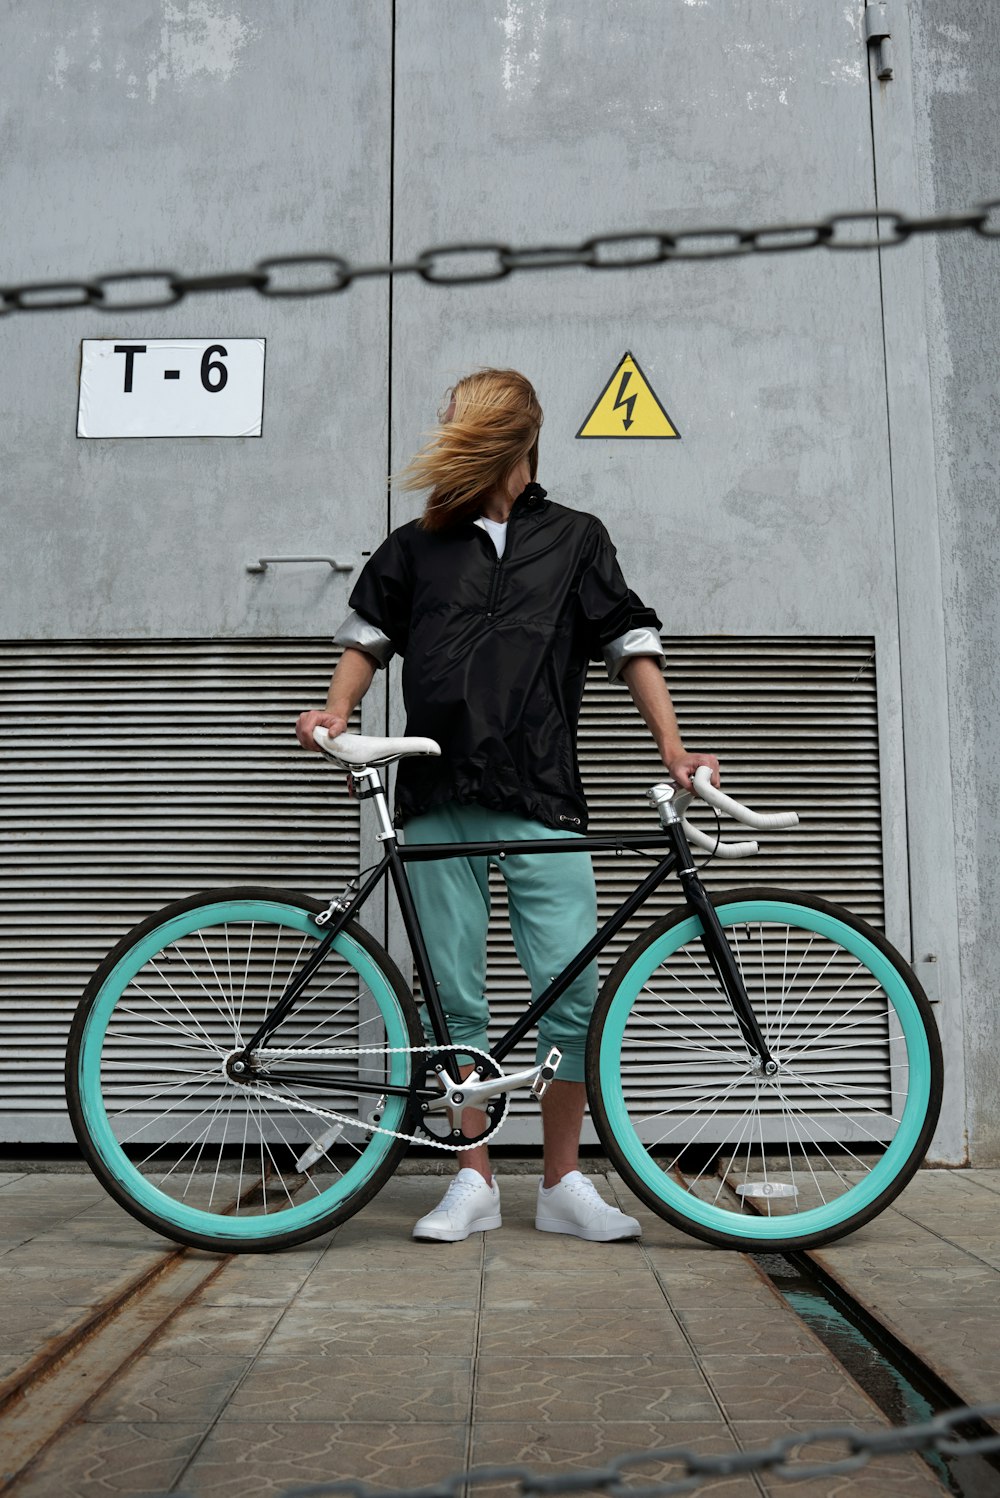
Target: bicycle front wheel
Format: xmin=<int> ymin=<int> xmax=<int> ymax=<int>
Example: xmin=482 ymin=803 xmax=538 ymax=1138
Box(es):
xmin=587 ymin=888 xmax=942 ymax=1250
xmin=67 ymin=888 xmax=422 ymax=1253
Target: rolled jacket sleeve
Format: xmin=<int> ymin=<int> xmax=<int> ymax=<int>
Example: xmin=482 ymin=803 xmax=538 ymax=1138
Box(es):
xmin=339 ymin=530 xmax=414 ymax=664
xmin=577 ymin=520 xmax=664 ymax=680
xmin=602 ymin=626 xmax=667 ymax=682
xmin=333 ymin=609 xmax=396 ymax=668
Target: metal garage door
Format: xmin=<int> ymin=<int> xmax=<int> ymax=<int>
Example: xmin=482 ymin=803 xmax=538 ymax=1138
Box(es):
xmin=0 ymin=639 xmax=357 ymax=1142
xmin=481 ymin=636 xmax=886 ymax=1137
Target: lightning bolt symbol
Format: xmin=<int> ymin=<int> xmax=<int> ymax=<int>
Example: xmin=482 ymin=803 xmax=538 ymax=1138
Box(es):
xmin=613 ymin=371 xmax=637 ymax=430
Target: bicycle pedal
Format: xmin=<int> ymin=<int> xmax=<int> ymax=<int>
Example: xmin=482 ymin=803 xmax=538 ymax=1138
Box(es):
xmin=530 ymin=1047 xmax=562 ymax=1098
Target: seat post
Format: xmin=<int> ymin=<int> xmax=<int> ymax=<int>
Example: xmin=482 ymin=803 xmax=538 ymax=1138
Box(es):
xmin=353 ymin=765 xmax=397 ymax=842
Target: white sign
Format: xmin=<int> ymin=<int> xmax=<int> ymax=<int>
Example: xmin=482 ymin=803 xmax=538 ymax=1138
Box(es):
xmin=77 ymin=338 xmax=266 ymax=437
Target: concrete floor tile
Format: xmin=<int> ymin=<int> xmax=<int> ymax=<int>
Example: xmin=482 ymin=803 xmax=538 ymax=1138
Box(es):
xmin=220 ymin=1354 xmax=473 ymax=1423
xmin=474 ymin=1355 xmax=718 ymax=1423
xmin=472 ymin=1420 xmax=757 ymax=1495
xmin=903 ymin=1212 xmax=1000 ymax=1236
xmin=9 ymin=1421 xmax=203 ymax=1497
xmin=297 ymin=1268 xmax=482 ymax=1309
xmin=674 ymin=1306 xmax=827 ymax=1357
xmin=703 ymin=1355 xmax=878 ymax=1423
xmin=0 ymin=1261 xmax=161 ymax=1310
xmin=861 ymin=1280 xmax=997 ymax=1313
xmin=313 ymin=1244 xmax=480 ymax=1271
xmin=0 ymin=1185 xmax=88 ymax=1204
xmin=83 ymin=1352 xmax=251 ymax=1422
xmin=194 ymin=1256 xmax=326 ymax=1307
xmin=0 ymin=1237 xmax=34 ymax=1255
xmin=817 ymin=1243 xmax=979 ymax=1273
xmin=478 ymin=1307 xmax=692 ymax=1357
xmin=942 ymin=1238 xmax=1000 ymax=1269
xmin=651 ymin=1267 xmax=784 ymax=1311
xmin=482 ymin=1269 xmax=667 ymax=1311
xmin=484 ymin=1237 xmax=647 ymax=1271
xmin=964 ymin=1170 xmax=1000 ymax=1197
xmin=312 ymin=1233 xmax=482 ymax=1269
xmin=0 ymin=1215 xmax=93 ymax=1237
xmin=144 ymin=1303 xmax=286 ymax=1356
xmin=731 ymin=1422 xmax=948 ymax=1497
xmin=267 ymin=1305 xmax=478 ymax=1358
xmin=181 ymin=1420 xmax=469 ymax=1494
xmin=0 ymin=1297 xmax=83 ymax=1354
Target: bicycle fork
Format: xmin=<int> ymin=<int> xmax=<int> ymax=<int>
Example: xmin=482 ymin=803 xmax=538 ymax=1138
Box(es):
xmin=657 ymin=796 xmax=777 ymax=1075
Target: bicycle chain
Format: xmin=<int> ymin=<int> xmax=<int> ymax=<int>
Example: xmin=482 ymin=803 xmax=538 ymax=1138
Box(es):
xmin=249 ymin=1042 xmax=509 ymax=1153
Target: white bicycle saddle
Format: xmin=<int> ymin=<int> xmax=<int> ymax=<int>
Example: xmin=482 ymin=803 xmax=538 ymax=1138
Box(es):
xmin=312 ymin=727 xmax=441 ymax=767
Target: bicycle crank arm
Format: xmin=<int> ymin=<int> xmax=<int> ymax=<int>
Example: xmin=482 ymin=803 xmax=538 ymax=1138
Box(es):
xmin=424 ymin=1049 xmax=562 ymax=1114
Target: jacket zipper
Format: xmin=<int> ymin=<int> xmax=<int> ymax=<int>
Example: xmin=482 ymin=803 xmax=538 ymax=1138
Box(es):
xmin=485 ymin=555 xmax=502 ymax=616
xmin=484 ymin=511 xmax=514 ymax=617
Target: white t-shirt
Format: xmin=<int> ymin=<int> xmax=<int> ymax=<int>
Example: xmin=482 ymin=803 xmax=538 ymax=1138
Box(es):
xmin=474 ymin=516 xmax=508 ymax=558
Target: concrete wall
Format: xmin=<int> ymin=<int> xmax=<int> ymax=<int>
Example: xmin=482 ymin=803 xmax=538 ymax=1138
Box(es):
xmin=2 ymin=4 xmax=393 ymax=639
xmin=2 ymin=0 xmax=997 ymax=1159
xmin=910 ymin=0 xmax=1000 ymax=1162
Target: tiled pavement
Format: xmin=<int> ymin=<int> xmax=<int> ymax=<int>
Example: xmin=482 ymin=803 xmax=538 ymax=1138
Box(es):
xmin=0 ymin=1168 xmax=997 ymax=1496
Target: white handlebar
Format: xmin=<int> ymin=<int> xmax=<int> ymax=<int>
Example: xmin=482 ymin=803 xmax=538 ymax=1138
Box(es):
xmin=681 ymin=821 xmax=760 ymax=859
xmin=691 ymin=766 xmax=799 ymax=830
xmin=653 ymin=767 xmax=800 ymax=860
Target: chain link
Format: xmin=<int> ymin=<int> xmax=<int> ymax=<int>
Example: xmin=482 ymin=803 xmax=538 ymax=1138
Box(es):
xmin=159 ymin=1404 xmax=1000 ymax=1497
xmin=187 ymin=1402 xmax=999 ymax=1498
xmin=3 ymin=201 xmax=998 ymax=316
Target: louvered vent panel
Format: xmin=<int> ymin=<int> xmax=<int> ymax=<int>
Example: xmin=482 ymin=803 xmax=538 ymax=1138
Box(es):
xmin=479 ymin=637 xmax=885 ymax=1127
xmin=0 ymin=640 xmax=358 ymax=1141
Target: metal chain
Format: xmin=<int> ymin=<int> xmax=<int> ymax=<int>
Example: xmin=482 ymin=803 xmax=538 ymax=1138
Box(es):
xmin=162 ymin=1405 xmax=1000 ymax=1498
xmin=3 ymin=202 xmax=998 ymax=315
xmin=249 ymin=1042 xmax=508 ymax=1153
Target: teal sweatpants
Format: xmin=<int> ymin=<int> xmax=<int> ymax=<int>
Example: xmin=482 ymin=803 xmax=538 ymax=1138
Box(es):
xmin=402 ymin=802 xmax=598 ymax=1083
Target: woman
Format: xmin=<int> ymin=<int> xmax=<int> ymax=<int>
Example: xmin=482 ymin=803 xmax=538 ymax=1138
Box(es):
xmin=296 ymin=367 xmax=719 ymax=1242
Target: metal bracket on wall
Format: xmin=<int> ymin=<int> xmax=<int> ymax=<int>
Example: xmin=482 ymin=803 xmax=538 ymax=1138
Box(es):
xmin=864 ymin=3 xmax=893 ymax=81
xmin=246 ymin=556 xmax=354 ymax=574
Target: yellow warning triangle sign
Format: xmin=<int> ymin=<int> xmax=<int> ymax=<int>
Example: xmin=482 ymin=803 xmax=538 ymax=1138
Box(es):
xmin=576 ymin=351 xmax=680 ymax=439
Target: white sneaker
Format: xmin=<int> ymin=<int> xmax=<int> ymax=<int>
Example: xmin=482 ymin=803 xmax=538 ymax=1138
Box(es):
xmin=535 ymin=1170 xmax=641 ymax=1241
xmin=412 ymin=1168 xmax=502 ymax=1242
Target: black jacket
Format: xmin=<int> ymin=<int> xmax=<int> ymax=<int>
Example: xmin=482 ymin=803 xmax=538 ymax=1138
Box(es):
xmin=344 ymin=484 xmax=662 ymax=831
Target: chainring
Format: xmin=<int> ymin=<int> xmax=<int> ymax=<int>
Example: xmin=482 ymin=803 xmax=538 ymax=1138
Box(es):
xmin=407 ymin=1046 xmax=510 ymax=1148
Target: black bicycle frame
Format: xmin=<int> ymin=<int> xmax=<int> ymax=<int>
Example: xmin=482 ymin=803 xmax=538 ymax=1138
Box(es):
xmin=241 ymin=812 xmax=774 ymax=1088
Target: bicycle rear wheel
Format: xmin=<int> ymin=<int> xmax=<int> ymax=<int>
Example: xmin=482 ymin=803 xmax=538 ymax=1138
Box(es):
xmin=67 ymin=888 xmax=422 ymax=1252
xmin=587 ymin=888 xmax=942 ymax=1250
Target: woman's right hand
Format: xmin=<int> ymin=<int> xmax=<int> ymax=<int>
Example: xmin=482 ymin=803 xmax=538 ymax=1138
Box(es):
xmin=295 ymin=709 xmax=349 ymax=751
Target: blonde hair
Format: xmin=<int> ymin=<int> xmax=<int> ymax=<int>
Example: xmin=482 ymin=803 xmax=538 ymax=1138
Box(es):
xmin=392 ymin=368 xmax=543 ymax=532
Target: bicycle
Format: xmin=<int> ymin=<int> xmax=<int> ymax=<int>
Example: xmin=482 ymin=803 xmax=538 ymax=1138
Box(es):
xmin=66 ymin=730 xmax=943 ymax=1255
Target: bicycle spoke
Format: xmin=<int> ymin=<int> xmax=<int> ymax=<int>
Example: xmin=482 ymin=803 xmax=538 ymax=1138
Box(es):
xmin=103 ymin=1068 xmax=220 ymax=1120
xmin=128 ymin=1080 xmax=225 ymax=1163
xmin=772 ymin=1075 xmax=829 ymax=1203
xmin=640 ymin=981 xmax=746 ymax=1057
xmin=782 ymin=986 xmax=890 ymax=1062
xmin=114 ymin=1008 xmax=220 ymax=1054
xmin=179 ymin=1087 xmax=229 ymax=1201
xmin=128 ymin=980 xmax=223 ymax=1056
xmin=653 ymin=1072 xmax=751 ymax=1161
xmin=781 ymin=1066 xmax=900 ymax=1135
xmin=713 ymin=1107 xmax=755 ymax=1204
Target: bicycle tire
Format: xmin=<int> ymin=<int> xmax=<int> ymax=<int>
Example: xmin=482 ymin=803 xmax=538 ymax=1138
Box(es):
xmin=67 ymin=887 xmax=422 ymax=1253
xmin=586 ymin=888 xmax=942 ymax=1251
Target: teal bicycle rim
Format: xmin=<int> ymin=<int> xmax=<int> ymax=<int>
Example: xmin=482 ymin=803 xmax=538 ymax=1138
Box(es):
xmin=76 ymin=900 xmax=411 ymax=1244
xmin=597 ymin=898 xmax=934 ymax=1243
